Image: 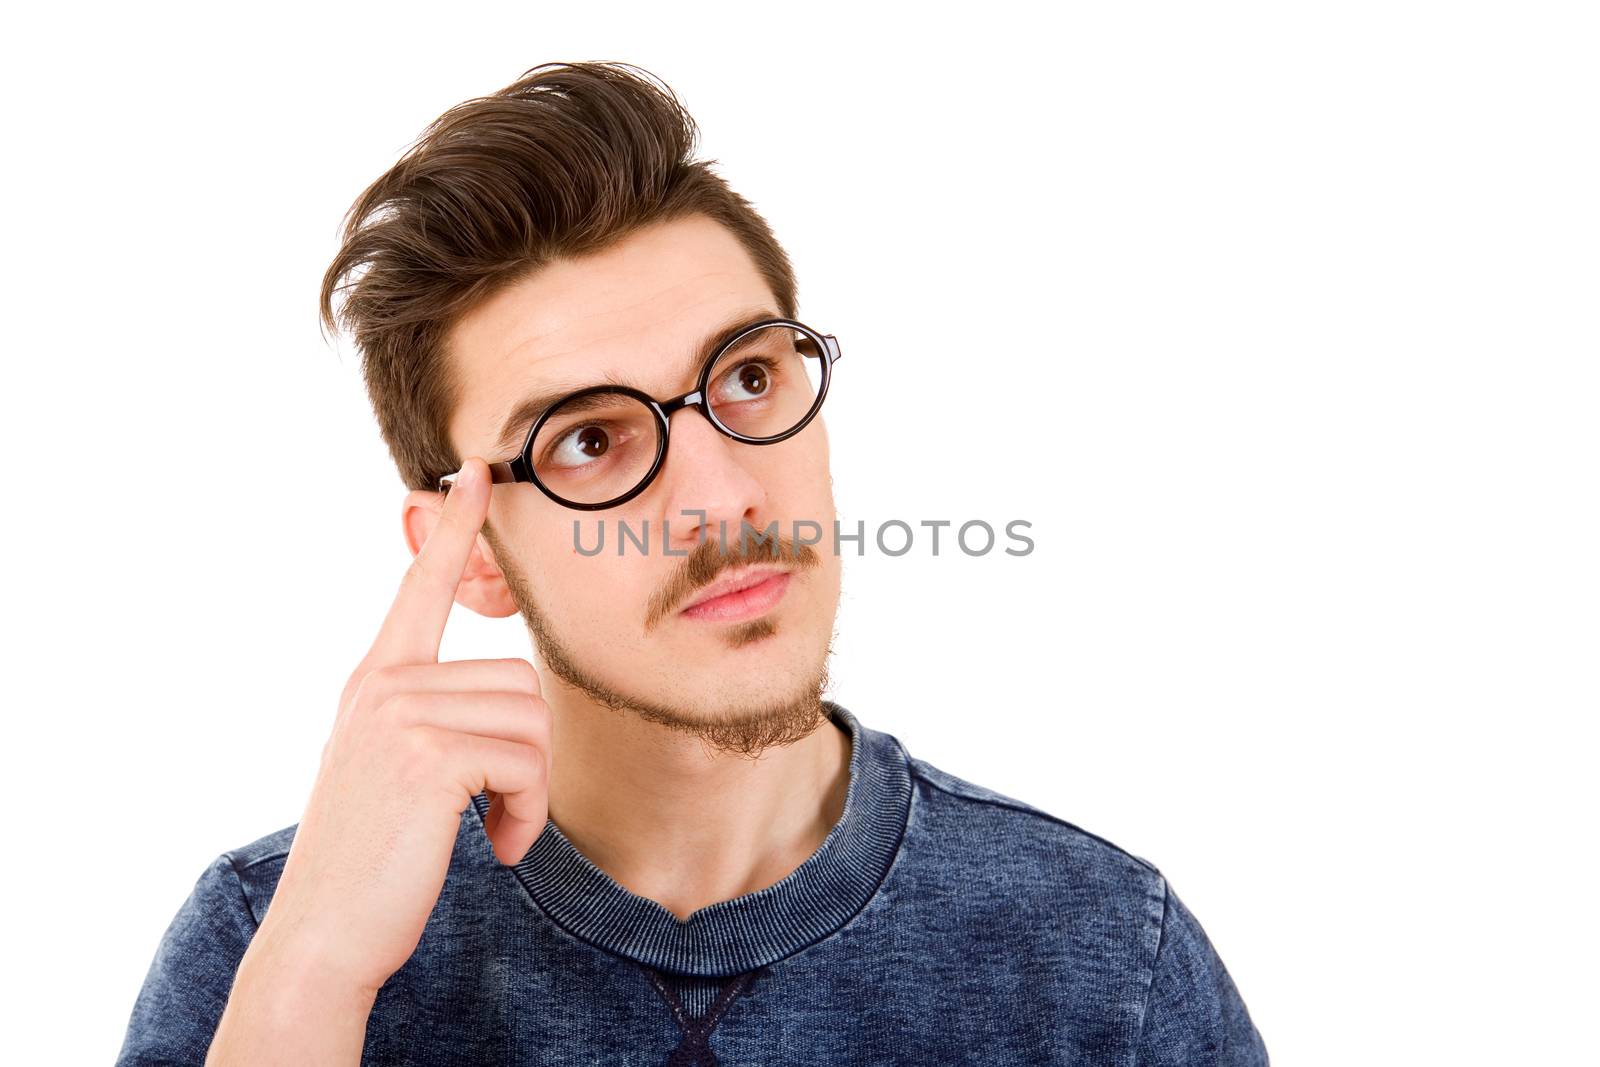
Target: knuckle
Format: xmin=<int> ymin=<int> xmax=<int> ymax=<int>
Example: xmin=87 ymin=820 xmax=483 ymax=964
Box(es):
xmin=352 ymin=664 xmax=397 ymax=707
xmin=400 ymin=556 xmax=441 ymax=600
xmin=524 ymin=744 xmax=549 ymax=783
xmin=396 ymin=726 xmax=445 ymax=778
xmin=376 ymin=689 xmax=423 ymax=725
xmin=508 ymin=658 xmax=541 ymax=693
xmin=401 ymin=554 xmax=429 ymax=587
xmin=501 ymin=745 xmax=544 ymax=793
xmin=338 ymin=671 xmax=364 ymax=711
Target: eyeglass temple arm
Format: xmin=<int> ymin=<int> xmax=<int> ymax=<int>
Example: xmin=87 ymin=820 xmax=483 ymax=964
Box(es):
xmin=438 ymin=460 xmax=517 ymax=495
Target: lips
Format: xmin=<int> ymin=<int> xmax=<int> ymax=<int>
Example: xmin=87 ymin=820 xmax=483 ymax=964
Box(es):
xmin=679 ymin=565 xmax=793 ymax=613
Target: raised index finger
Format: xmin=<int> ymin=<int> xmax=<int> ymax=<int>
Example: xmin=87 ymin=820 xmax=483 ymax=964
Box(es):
xmin=367 ymin=456 xmax=493 ymax=668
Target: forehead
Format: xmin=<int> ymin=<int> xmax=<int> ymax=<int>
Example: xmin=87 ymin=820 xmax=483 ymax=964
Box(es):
xmin=445 ymin=213 xmax=780 ymax=460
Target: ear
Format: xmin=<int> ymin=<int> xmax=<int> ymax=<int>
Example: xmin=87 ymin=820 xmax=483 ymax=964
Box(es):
xmin=400 ymin=487 xmax=520 ymax=619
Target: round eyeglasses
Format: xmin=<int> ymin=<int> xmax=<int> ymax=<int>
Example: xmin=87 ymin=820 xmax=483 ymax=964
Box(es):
xmin=438 ymin=317 xmax=842 ymax=510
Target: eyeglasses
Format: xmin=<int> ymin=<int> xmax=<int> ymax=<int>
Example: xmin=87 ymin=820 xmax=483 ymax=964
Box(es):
xmin=438 ymin=317 xmax=842 ymax=510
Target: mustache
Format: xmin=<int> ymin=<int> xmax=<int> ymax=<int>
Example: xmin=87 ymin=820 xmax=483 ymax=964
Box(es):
xmin=644 ymin=526 xmax=820 ymax=631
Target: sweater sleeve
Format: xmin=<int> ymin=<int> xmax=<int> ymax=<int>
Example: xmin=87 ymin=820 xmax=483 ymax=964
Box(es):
xmin=1133 ymin=878 xmax=1270 ymax=1066
xmin=114 ymin=853 xmax=260 ymax=1066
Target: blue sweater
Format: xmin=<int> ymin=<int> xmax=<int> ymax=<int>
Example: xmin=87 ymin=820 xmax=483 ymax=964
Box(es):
xmin=116 ymin=702 xmax=1269 ymax=1065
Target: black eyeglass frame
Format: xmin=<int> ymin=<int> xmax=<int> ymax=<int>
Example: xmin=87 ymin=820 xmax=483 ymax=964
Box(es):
xmin=438 ymin=317 xmax=842 ymax=510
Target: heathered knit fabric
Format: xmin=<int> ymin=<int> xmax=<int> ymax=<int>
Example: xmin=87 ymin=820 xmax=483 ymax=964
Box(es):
xmin=116 ymin=701 xmax=1268 ymax=1065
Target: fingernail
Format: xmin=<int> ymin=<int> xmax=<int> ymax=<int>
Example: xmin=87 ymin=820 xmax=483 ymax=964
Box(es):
xmin=457 ymin=460 xmax=480 ymax=489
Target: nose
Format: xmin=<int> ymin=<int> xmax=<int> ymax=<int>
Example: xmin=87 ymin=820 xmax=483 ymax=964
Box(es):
xmin=657 ymin=405 xmax=769 ymax=552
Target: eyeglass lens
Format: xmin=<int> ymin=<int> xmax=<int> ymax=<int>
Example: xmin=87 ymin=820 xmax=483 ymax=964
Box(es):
xmin=528 ymin=324 xmax=826 ymax=506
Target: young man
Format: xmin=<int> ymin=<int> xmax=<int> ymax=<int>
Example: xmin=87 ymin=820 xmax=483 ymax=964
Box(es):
xmin=116 ymin=62 xmax=1268 ymax=1065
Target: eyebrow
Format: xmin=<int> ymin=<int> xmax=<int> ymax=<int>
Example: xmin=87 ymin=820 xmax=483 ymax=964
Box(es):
xmin=488 ymin=305 xmax=784 ymax=459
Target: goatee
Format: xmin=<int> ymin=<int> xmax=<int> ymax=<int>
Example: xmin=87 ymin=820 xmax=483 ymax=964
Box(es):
xmin=482 ymin=521 xmax=833 ymax=759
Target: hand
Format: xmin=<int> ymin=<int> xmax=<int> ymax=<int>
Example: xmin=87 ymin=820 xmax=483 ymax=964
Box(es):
xmin=254 ymin=456 xmax=551 ymax=997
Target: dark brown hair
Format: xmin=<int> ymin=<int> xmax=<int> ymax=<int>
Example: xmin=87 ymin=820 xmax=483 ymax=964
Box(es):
xmin=318 ymin=61 xmax=800 ymax=492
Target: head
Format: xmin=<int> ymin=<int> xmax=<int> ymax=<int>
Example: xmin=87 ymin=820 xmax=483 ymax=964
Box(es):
xmin=320 ymin=62 xmax=842 ymax=757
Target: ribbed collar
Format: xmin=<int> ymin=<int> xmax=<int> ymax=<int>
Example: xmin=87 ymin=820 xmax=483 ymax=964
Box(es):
xmin=468 ymin=700 xmax=911 ymax=978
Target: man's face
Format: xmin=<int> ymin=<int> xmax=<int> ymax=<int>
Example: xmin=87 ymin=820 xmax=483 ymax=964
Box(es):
xmin=442 ymin=213 xmax=841 ymax=755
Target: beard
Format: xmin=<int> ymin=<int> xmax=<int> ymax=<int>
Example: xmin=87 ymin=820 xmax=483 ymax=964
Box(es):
xmin=481 ymin=519 xmax=833 ymax=760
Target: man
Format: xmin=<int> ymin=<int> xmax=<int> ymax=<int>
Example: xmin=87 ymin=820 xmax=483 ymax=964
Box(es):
xmin=116 ymin=61 xmax=1268 ymax=1065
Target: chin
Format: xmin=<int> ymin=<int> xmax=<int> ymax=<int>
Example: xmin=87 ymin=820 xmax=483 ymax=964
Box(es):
xmin=680 ymin=636 xmax=826 ymax=696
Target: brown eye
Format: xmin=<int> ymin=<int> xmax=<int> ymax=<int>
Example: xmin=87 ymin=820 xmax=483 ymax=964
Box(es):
xmin=704 ymin=324 xmax=825 ymax=441
xmin=544 ymin=424 xmax=612 ymax=469
xmin=737 ymin=362 xmax=769 ymax=396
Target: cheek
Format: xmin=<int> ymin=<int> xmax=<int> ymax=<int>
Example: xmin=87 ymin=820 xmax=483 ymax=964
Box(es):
xmin=495 ymin=507 xmax=626 ymax=605
xmin=551 ymin=534 xmax=662 ymax=621
xmin=764 ymin=435 xmax=834 ymax=509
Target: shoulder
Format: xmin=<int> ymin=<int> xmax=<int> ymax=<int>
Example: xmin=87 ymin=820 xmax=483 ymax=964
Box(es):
xmin=908 ymin=754 xmax=1161 ymax=875
xmin=213 ymin=821 xmax=298 ymax=924
xmin=905 ymin=754 xmax=1167 ymax=914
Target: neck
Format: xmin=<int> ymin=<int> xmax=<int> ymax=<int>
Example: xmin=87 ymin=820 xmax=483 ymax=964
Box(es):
xmin=541 ymin=686 xmax=853 ymax=922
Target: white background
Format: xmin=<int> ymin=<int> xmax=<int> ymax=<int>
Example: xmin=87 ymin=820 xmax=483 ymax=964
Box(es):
xmin=2 ymin=2 xmax=1595 ymax=1063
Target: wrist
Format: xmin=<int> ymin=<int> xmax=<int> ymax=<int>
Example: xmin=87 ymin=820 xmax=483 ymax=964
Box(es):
xmin=238 ymin=911 xmax=382 ymax=1010
xmin=208 ymin=921 xmax=377 ymax=1065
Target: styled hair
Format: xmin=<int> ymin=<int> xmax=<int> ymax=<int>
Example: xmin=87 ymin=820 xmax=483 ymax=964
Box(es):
xmin=318 ymin=61 xmax=800 ymax=492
